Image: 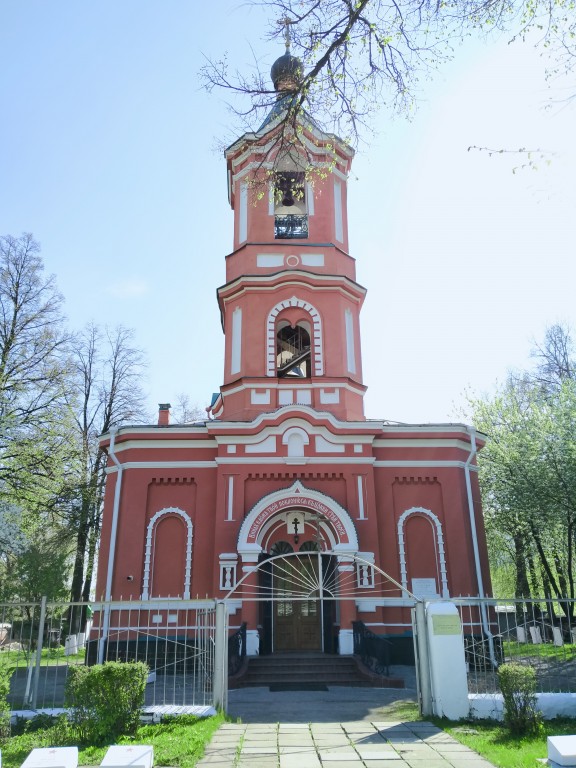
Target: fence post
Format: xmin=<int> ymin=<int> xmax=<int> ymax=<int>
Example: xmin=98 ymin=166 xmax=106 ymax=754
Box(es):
xmin=213 ymin=601 xmax=228 ymax=712
xmin=30 ymin=596 xmax=47 ymax=709
xmin=414 ymin=601 xmax=433 ymax=716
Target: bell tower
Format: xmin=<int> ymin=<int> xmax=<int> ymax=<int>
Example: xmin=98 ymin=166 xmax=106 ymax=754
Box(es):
xmin=210 ymin=45 xmax=367 ymax=423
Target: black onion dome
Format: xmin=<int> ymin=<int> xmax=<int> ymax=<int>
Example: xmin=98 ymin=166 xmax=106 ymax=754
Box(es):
xmin=270 ymin=51 xmax=302 ymax=91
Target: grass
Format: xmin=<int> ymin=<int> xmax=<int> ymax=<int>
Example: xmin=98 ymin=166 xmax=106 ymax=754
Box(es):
xmin=0 ymin=712 xmax=226 ymax=768
xmin=0 ymin=647 xmax=86 ymax=671
xmin=370 ymin=689 xmax=576 ymax=768
xmin=437 ymin=717 xmax=576 ymax=768
xmin=503 ymin=641 xmax=576 ymax=661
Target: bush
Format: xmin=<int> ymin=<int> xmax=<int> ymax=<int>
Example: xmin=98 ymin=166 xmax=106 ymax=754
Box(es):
xmin=65 ymin=661 xmax=148 ymax=744
xmin=498 ymin=662 xmax=542 ymax=736
xmin=0 ymin=656 xmax=12 ymax=739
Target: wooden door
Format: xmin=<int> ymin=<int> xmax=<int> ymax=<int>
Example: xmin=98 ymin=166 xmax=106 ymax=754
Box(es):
xmin=273 ymin=557 xmax=321 ymax=651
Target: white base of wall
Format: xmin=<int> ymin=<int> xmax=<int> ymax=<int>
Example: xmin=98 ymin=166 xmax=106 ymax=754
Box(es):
xmin=339 ymin=629 xmax=354 ymax=655
xmin=469 ymin=692 xmax=576 ymax=721
xmin=246 ymin=629 xmax=260 ymax=656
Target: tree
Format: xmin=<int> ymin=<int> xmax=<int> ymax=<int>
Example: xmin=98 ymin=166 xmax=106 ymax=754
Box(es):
xmin=0 ymin=233 xmax=69 ymax=499
xmin=201 ymin=0 xmax=575 ymax=166
xmin=64 ymin=324 xmax=146 ymax=615
xmin=469 ymin=331 xmax=576 ymax=608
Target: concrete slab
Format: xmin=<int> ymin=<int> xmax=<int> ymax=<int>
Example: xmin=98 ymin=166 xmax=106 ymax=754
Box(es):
xmin=21 ymin=748 xmax=78 ymax=768
xmin=101 ymin=746 xmax=153 ymax=768
xmin=548 ymin=736 xmax=576 ymax=766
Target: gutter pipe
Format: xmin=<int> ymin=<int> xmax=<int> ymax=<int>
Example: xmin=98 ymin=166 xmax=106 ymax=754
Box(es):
xmin=464 ymin=426 xmax=497 ymax=668
xmin=98 ymin=427 xmax=123 ymax=664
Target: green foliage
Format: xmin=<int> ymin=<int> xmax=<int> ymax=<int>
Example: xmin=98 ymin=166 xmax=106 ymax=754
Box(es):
xmin=1 ymin=712 xmax=225 ymax=768
xmin=498 ymin=662 xmax=543 ymax=736
xmin=0 ymin=654 xmax=12 ymax=738
xmin=64 ymin=661 xmax=149 ymax=744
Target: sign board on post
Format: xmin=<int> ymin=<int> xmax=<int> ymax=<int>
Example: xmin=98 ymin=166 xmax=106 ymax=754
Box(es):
xmin=425 ymin=602 xmax=469 ymax=720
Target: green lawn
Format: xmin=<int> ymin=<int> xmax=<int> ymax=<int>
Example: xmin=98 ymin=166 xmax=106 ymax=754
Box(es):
xmin=1 ymin=713 xmax=226 ymax=768
xmin=503 ymin=641 xmax=576 ymax=662
xmin=439 ymin=718 xmax=576 ymax=768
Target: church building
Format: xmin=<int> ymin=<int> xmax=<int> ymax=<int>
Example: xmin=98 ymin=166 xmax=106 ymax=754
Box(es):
xmin=95 ymin=44 xmax=491 ymax=659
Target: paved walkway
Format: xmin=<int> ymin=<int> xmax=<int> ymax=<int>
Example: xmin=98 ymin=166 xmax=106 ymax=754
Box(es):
xmin=197 ymin=719 xmax=495 ymax=768
xmin=197 ymin=686 xmax=495 ymax=768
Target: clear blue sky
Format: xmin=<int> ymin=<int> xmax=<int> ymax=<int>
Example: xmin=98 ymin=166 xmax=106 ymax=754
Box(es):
xmin=1 ymin=2 xmax=574 ymax=424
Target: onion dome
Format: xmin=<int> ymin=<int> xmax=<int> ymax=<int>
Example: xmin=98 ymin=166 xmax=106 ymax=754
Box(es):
xmin=270 ymin=49 xmax=302 ymax=92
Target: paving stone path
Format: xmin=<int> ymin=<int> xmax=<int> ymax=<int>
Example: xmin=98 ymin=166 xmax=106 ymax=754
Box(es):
xmin=197 ymin=720 xmax=496 ymax=768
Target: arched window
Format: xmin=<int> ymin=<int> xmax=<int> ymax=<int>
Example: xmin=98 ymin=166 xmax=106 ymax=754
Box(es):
xmin=270 ymin=541 xmax=294 ymax=556
xmin=276 ymin=321 xmax=311 ymax=377
xmin=274 ymin=170 xmax=308 ymax=239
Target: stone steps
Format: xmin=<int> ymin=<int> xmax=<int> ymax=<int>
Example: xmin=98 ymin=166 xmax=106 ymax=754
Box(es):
xmin=236 ymin=653 xmax=400 ymax=688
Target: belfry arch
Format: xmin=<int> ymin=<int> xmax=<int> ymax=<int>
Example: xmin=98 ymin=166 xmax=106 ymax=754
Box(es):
xmin=266 ymin=297 xmax=324 ymax=377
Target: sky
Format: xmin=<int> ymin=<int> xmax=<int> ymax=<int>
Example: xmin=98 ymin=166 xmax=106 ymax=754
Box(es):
xmin=1 ymin=2 xmax=574 ymax=425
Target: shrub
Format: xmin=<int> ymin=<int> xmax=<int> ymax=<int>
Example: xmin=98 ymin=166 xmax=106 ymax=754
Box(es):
xmin=0 ymin=656 xmax=12 ymax=739
xmin=498 ymin=662 xmax=542 ymax=736
xmin=65 ymin=661 xmax=148 ymax=744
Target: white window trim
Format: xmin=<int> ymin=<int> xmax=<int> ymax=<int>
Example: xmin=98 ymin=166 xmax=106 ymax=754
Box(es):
xmin=142 ymin=507 xmax=193 ymax=600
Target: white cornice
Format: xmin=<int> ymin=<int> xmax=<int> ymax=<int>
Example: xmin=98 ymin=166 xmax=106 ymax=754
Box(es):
xmin=207 ymin=404 xmax=382 ymax=433
xmin=112 ymin=439 xmax=216 ymax=453
xmin=217 ymin=273 xmax=366 ymax=302
xmin=373 ymin=438 xmax=475 ymax=451
xmin=220 ymin=380 xmax=366 ymax=398
xmin=106 ymin=461 xmax=217 ymax=473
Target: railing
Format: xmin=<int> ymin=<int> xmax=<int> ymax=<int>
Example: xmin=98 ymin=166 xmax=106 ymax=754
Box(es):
xmin=352 ymin=620 xmax=391 ymax=677
xmin=228 ymin=622 xmax=246 ymax=677
xmin=457 ymin=597 xmax=576 ymax=694
xmin=275 ymin=214 xmax=308 ymax=239
xmin=0 ymin=598 xmax=217 ymax=711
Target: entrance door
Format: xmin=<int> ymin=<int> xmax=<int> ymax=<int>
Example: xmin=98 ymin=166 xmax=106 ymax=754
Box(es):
xmin=273 ymin=556 xmax=321 ymax=651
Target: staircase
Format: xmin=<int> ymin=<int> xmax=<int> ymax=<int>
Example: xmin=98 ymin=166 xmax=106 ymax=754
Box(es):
xmin=233 ymin=653 xmax=404 ymax=689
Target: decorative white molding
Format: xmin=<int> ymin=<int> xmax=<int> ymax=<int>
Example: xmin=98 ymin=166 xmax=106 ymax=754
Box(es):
xmin=245 ymin=435 xmax=277 ymax=453
xmin=334 ymin=180 xmax=343 ymax=242
xmin=282 ymin=427 xmax=309 ymax=458
xmin=278 ymin=389 xmax=293 ymax=405
xmin=231 ymin=307 xmax=242 ymax=375
xmin=306 ymin=182 xmax=315 ymax=215
xmin=357 ymin=475 xmax=366 ymax=519
xmin=219 ymin=553 xmax=238 ymax=590
xmin=142 ymin=507 xmax=193 ymax=600
xmin=257 ymin=253 xmax=284 ymax=267
xmin=345 ymin=308 xmax=356 ymax=374
xmin=356 ymin=551 xmax=375 ymax=589
xmin=301 ymin=253 xmax=324 ymax=266
xmin=237 ymin=479 xmax=359 ymax=556
xmin=266 ymin=297 xmax=323 ymax=376
xmin=238 ymin=183 xmax=248 ymax=243
xmin=250 ymin=388 xmax=271 ymax=405
xmin=227 ymin=475 xmax=234 ymax=521
xmin=296 ymin=389 xmax=312 ymax=405
xmin=315 ymin=435 xmax=345 ymax=453
xmin=320 ymin=388 xmax=339 ymax=404
xmin=397 ymin=507 xmax=449 ymax=598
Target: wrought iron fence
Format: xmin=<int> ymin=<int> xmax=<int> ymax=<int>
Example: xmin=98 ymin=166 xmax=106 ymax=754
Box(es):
xmin=456 ymin=597 xmax=576 ymax=694
xmin=0 ymin=598 xmax=218 ymax=711
xmin=352 ymin=620 xmax=392 ymax=677
xmin=274 ymin=214 xmax=308 ymax=239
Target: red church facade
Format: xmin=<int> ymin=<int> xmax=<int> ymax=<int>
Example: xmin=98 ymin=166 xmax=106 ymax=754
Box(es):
xmin=95 ymin=47 xmax=491 ymax=659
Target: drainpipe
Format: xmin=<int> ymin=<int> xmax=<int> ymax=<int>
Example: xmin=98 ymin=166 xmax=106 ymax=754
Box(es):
xmin=98 ymin=427 xmax=122 ymax=664
xmin=464 ymin=426 xmax=497 ymax=667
